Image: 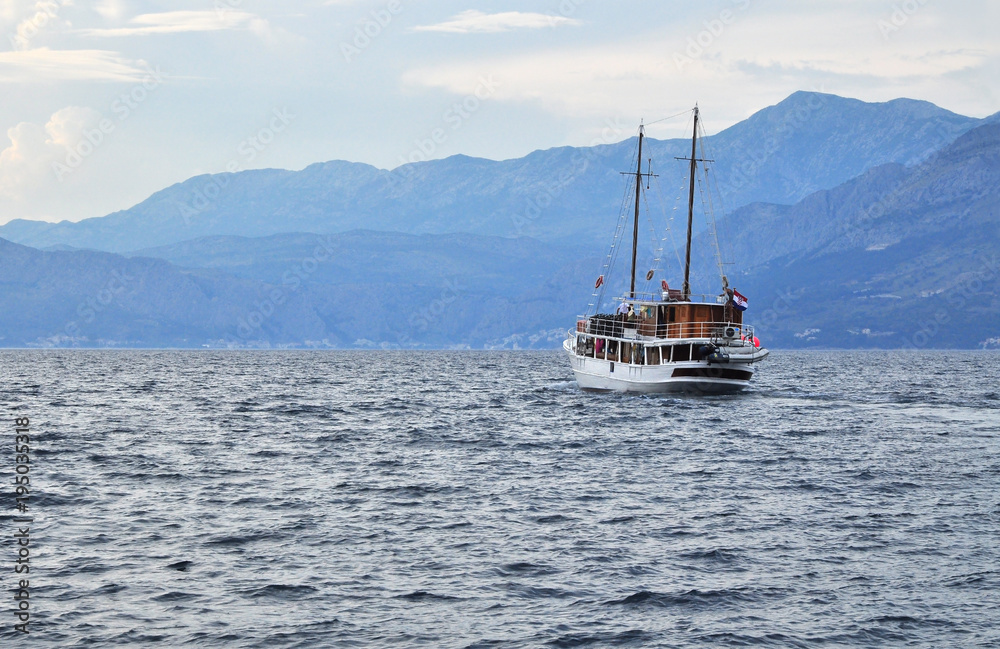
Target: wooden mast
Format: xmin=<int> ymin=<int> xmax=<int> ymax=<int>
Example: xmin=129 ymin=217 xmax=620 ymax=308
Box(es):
xmin=629 ymin=125 xmax=644 ymax=298
xmin=682 ymin=106 xmax=699 ymax=301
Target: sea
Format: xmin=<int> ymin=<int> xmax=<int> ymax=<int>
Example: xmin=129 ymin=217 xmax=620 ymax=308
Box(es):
xmin=1 ymin=350 xmax=998 ymax=648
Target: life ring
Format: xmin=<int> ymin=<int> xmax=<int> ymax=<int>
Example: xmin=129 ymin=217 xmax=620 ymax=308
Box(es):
xmin=595 ymin=275 xmax=604 ymax=289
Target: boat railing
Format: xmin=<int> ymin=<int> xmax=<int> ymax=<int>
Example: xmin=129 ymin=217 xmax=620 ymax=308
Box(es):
xmin=612 ymin=292 xmax=729 ymax=305
xmin=576 ymin=319 xmax=755 ymax=343
xmin=566 ymin=322 xmax=760 ymax=364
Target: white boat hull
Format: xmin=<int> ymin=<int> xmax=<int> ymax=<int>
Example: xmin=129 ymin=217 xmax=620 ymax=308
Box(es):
xmin=563 ymin=337 xmax=767 ymax=394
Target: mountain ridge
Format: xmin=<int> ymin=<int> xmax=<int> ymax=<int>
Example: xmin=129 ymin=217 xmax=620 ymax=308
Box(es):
xmin=1 ymin=93 xmax=998 ymax=349
xmin=0 ymin=231 xmax=596 ymax=349
xmin=0 ymin=91 xmax=987 ymax=253
xmin=685 ymin=123 xmax=1000 ymax=348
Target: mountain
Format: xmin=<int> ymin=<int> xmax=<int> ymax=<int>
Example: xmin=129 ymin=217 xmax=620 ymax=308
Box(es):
xmin=0 ymin=92 xmax=985 ymax=253
xmin=3 ymin=113 xmax=998 ymax=351
xmin=0 ymin=238 xmax=326 ymax=347
xmin=2 ymin=93 xmax=997 ymax=350
xmin=686 ymin=123 xmax=1000 ymax=348
xmin=0 ymin=232 xmax=598 ymax=349
xmin=130 ymin=230 xmax=588 ymax=295
xmin=129 ymin=230 xmax=600 ymax=348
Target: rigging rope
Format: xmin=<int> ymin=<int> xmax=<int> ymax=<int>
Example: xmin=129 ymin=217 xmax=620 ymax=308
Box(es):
xmin=586 ymin=107 xmax=744 ymax=314
xmin=643 ymin=109 xmax=698 ymax=127
xmin=590 ymin=133 xmax=640 ymax=315
xmin=696 ymin=118 xmax=732 ymax=293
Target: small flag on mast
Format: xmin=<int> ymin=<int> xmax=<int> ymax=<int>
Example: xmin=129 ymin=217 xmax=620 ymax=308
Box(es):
xmin=732 ymin=290 xmax=748 ymax=311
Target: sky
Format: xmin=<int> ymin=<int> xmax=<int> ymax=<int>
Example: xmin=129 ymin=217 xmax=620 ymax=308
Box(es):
xmin=0 ymin=0 xmax=997 ymax=225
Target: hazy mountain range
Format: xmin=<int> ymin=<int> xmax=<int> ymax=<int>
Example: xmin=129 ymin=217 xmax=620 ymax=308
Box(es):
xmin=690 ymin=122 xmax=1000 ymax=349
xmin=1 ymin=91 xmax=998 ymax=349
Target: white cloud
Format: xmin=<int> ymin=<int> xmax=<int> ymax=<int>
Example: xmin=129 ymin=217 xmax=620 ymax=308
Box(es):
xmin=410 ymin=10 xmax=580 ymax=34
xmin=0 ymin=48 xmax=152 ymax=82
xmin=9 ymin=0 xmax=70 ymax=50
xmin=401 ymin=4 xmax=998 ymax=138
xmin=0 ymin=1 xmax=997 ymax=224
xmin=78 ymin=10 xmax=271 ymax=38
xmin=93 ymin=0 xmax=130 ymax=22
xmin=708 ymin=8 xmax=989 ymax=81
xmin=730 ymin=49 xmax=986 ymax=81
xmin=0 ymin=106 xmax=101 ymax=200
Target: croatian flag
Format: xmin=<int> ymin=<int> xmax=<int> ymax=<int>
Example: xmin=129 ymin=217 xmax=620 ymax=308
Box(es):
xmin=732 ymin=290 xmax=748 ymax=311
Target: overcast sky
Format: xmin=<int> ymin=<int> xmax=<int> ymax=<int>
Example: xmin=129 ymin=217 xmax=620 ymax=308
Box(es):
xmin=1 ymin=0 xmax=997 ymax=224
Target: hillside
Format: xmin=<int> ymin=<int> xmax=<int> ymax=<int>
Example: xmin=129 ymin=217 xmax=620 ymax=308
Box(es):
xmin=0 ymin=233 xmax=596 ymax=349
xmin=687 ymin=124 xmax=1000 ymax=348
xmin=0 ymin=238 xmax=325 ymax=347
xmin=1 ymin=95 xmax=997 ymax=349
xmin=0 ymin=92 xmax=983 ymax=253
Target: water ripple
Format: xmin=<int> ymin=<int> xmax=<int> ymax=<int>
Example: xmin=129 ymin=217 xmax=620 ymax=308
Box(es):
xmin=0 ymin=349 xmax=998 ymax=647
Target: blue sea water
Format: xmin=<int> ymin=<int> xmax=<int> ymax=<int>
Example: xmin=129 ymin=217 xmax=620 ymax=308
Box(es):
xmin=1 ymin=350 xmax=999 ymax=647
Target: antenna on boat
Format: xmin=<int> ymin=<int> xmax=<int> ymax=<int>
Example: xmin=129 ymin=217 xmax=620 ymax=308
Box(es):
xmin=674 ymin=104 xmax=712 ymax=301
xmin=621 ymin=121 xmax=658 ymax=299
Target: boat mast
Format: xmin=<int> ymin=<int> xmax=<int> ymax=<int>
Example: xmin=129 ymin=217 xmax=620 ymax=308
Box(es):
xmin=682 ymin=105 xmax=699 ymax=301
xmin=629 ymin=125 xmax=644 ymax=299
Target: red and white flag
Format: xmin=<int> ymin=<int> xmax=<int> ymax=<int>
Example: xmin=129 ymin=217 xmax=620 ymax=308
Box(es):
xmin=732 ymin=290 xmax=748 ymax=311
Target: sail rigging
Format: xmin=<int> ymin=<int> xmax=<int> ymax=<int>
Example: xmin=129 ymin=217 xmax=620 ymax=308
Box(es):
xmin=624 ymin=124 xmax=658 ymax=298
xmin=566 ymin=104 xmax=769 ymax=393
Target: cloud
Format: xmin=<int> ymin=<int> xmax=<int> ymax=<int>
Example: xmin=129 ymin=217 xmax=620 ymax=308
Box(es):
xmin=410 ymin=10 xmax=580 ymax=34
xmin=730 ymin=49 xmax=986 ymax=80
xmin=93 ymin=0 xmax=130 ymax=22
xmin=10 ymin=0 xmax=70 ymax=50
xmin=0 ymin=106 xmax=101 ymax=200
xmin=78 ymin=10 xmax=271 ymax=38
xmin=0 ymin=48 xmax=154 ymax=82
xmin=401 ymin=3 xmax=998 ymax=137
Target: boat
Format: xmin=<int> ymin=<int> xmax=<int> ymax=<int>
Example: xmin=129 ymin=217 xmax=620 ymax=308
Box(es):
xmin=564 ymin=105 xmax=769 ymax=393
